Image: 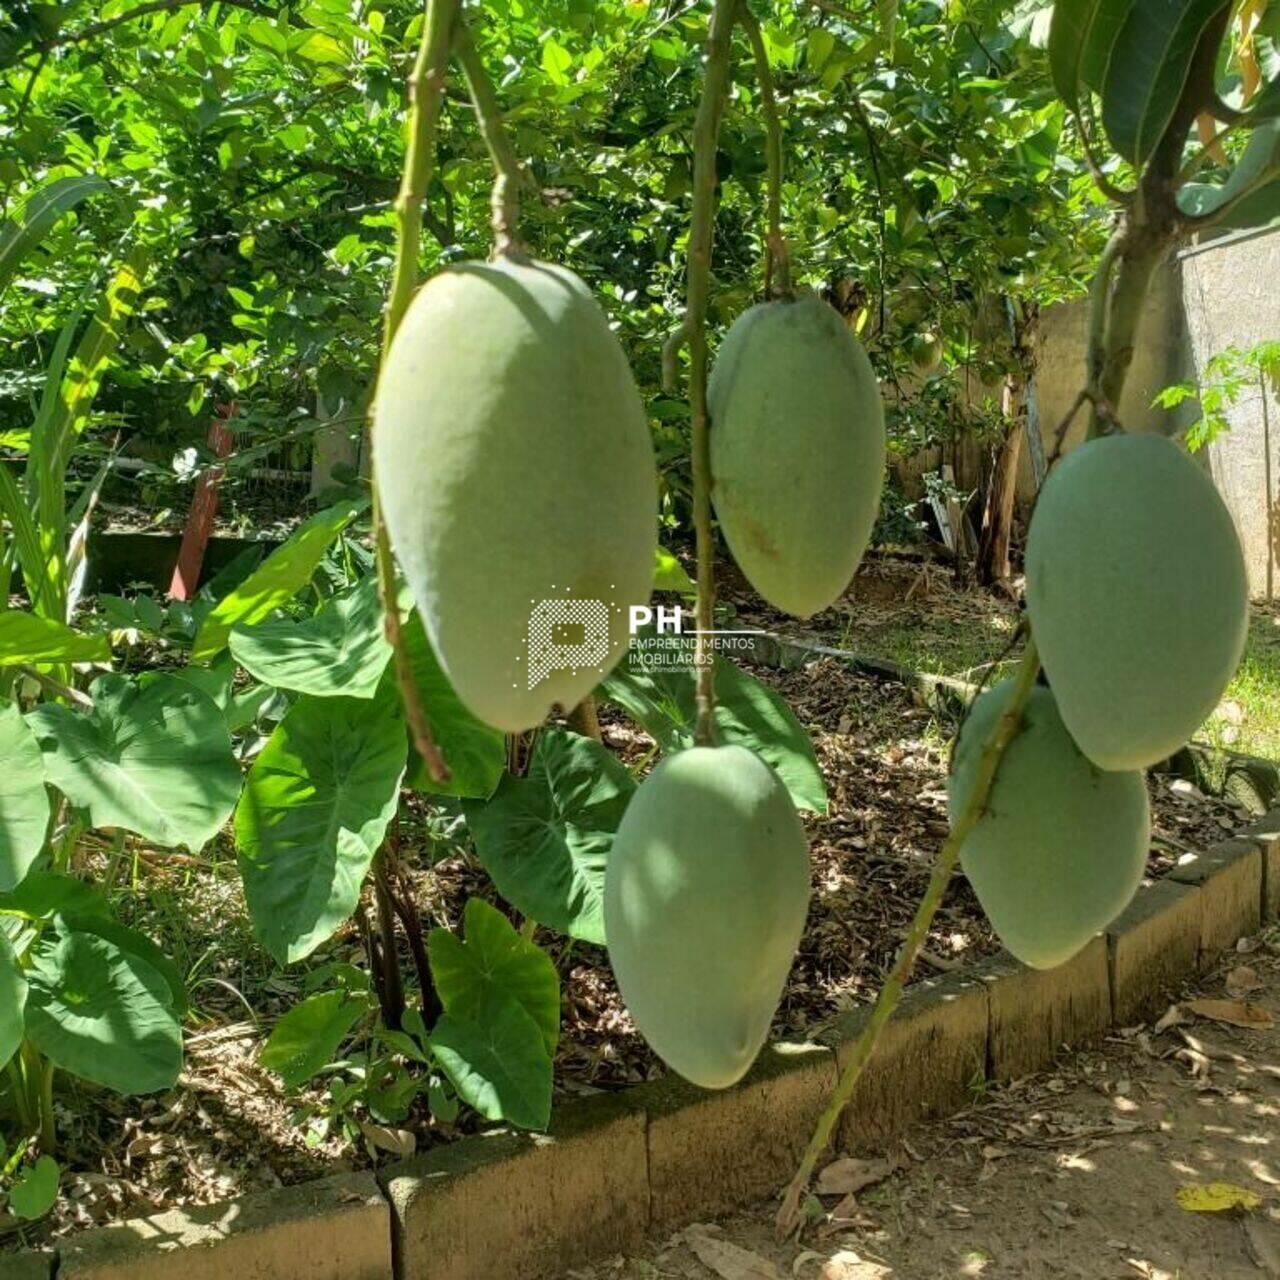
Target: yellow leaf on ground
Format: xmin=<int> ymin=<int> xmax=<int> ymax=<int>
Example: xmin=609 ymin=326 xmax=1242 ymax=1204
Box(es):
xmin=1175 ymin=1182 xmax=1261 ymax=1213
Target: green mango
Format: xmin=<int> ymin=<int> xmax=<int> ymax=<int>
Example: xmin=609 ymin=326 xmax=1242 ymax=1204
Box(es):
xmin=909 ymin=330 xmax=942 ymax=372
xmin=709 ymin=292 xmax=885 ymax=618
xmin=1026 ymin=433 xmax=1248 ymax=770
xmin=949 ymin=681 xmax=1149 ymax=970
xmin=604 ymin=745 xmax=809 ymax=1089
xmin=374 ymin=257 xmax=657 ymax=732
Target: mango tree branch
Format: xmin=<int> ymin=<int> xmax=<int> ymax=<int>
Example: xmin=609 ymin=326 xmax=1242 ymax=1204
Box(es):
xmin=454 ymin=27 xmax=532 ymax=256
xmin=775 ymin=636 xmax=1042 ymax=1238
xmin=371 ymin=0 xmax=461 ymax=787
xmin=738 ymin=7 xmax=792 ymax=297
xmin=682 ymin=0 xmax=742 ymax=747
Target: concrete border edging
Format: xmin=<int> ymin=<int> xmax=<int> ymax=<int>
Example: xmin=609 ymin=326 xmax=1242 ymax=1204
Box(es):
xmin=5 ymin=813 xmax=1278 ymax=1280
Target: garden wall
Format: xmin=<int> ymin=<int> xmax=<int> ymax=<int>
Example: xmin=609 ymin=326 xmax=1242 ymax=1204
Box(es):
xmin=1014 ymin=222 xmax=1280 ymax=599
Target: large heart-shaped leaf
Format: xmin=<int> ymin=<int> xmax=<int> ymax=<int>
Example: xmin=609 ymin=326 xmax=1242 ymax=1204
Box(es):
xmin=1102 ymin=0 xmax=1228 ymax=163
xmin=463 ymin=729 xmax=633 ymax=944
xmin=191 ymin=498 xmax=365 ymax=662
xmin=401 ymin=612 xmax=505 ymax=800
xmin=0 ymin=701 xmax=50 ymax=891
xmin=26 ymin=674 xmax=241 ymax=850
xmin=235 ymin=687 xmax=406 ymax=965
xmin=229 ymin=577 xmax=391 ymax=699
xmin=24 ymin=925 xmax=181 ymax=1095
xmin=430 ymin=1002 xmax=552 ymax=1131
xmin=428 ymin=898 xmax=560 ymax=1055
xmin=600 ymin=638 xmax=826 ymax=813
xmin=0 ymin=613 xmax=110 ymax=666
xmin=0 ymin=930 xmax=26 ymax=1070
xmin=260 ymin=988 xmax=371 ymax=1089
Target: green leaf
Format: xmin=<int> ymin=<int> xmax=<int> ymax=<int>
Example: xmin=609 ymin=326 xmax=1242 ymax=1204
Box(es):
xmin=8 ymin=1156 xmax=59 ymax=1221
xmin=1078 ymin=0 xmax=1136 ymax=96
xmin=0 ymin=613 xmax=110 ymax=666
xmin=430 ymin=1003 xmax=552 ymax=1131
xmin=260 ymin=989 xmax=369 ymax=1089
xmin=463 ymin=728 xmax=633 ymax=945
xmin=1178 ymin=118 xmax=1280 ymax=228
xmin=1048 ymin=0 xmax=1103 ymax=108
xmin=1102 ymin=0 xmax=1228 ymax=163
xmin=0 ymin=176 xmax=110 ymax=296
xmin=0 ymin=931 xmax=26 ymax=1070
xmin=0 ymin=701 xmax=50 ymax=892
xmin=61 ymin=913 xmax=187 ymax=1016
xmin=24 ymin=926 xmax=182 ymax=1094
xmin=653 ymin=546 xmax=695 ymax=594
xmin=229 ymin=577 xmax=391 ymax=698
xmin=600 ymin=640 xmax=827 ymax=813
xmin=27 ymin=674 xmax=241 ymax=850
xmin=0 ymin=871 xmax=108 ymax=922
xmin=235 ymin=688 xmax=406 ymax=965
xmin=191 ymin=498 xmax=366 ymax=662
xmin=401 ymin=612 xmax=506 ymax=801
xmin=428 ymin=899 xmax=560 ymax=1056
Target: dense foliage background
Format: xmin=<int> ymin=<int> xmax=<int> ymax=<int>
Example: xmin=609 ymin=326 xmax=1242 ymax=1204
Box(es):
xmin=1 ymin=0 xmax=1110 ymax=528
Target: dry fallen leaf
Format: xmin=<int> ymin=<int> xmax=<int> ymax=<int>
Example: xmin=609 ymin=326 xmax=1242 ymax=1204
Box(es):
xmin=815 ymin=1156 xmax=897 ymax=1197
xmin=357 ymin=1121 xmax=416 ymax=1158
xmin=1153 ymin=1004 xmax=1187 ymax=1034
xmin=1185 ymin=998 xmax=1274 ymax=1030
xmin=1175 ymin=1182 xmax=1262 ymax=1213
xmin=820 ymin=1250 xmax=892 ymax=1280
xmin=1226 ymin=965 xmax=1262 ymax=998
xmin=684 ymin=1224 xmax=780 ymax=1280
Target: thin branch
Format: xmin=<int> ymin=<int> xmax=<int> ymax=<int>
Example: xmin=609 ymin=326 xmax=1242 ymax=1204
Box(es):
xmin=738 ymin=7 xmax=792 ymax=297
xmin=19 ymin=666 xmax=93 ymax=709
xmin=683 ymin=0 xmax=741 ymax=746
xmin=453 ymin=27 xmax=533 ymax=256
xmin=777 ymin=638 xmax=1042 ymax=1237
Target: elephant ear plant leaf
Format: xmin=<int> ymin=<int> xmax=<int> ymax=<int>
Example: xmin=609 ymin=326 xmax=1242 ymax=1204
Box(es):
xmin=464 ymin=727 xmax=635 ymax=945
xmin=0 ymin=703 xmax=51 ymax=892
xmin=234 ymin=683 xmax=408 ymax=965
xmin=26 ymin=674 xmax=241 ymax=851
xmin=427 ymin=899 xmax=559 ymax=1131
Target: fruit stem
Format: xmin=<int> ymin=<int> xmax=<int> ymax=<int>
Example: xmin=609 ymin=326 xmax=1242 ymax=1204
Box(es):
xmin=775 ymin=635 xmax=1041 ymax=1239
xmin=738 ymin=7 xmax=792 ymax=299
xmin=685 ymin=0 xmax=741 ymax=747
xmin=454 ymin=26 xmax=530 ymax=257
xmin=369 ymin=0 xmax=460 ymax=787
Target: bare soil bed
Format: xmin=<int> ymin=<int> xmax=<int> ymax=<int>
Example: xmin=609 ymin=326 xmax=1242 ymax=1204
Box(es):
xmin=3 ymin=563 xmax=1263 ymax=1252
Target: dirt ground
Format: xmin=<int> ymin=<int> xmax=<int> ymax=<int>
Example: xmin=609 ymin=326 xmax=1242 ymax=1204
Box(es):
xmin=576 ymin=935 xmax=1280 ymax=1280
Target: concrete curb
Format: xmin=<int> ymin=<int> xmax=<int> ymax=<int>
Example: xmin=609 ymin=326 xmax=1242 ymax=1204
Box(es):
xmin=5 ymin=806 xmax=1277 ymax=1280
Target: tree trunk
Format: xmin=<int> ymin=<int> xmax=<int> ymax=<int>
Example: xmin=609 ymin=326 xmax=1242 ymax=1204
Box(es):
xmin=978 ymin=375 xmax=1024 ymax=588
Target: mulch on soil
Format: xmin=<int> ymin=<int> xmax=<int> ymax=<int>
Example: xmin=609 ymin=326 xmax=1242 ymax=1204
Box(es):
xmin=3 ymin=561 xmax=1262 ymax=1251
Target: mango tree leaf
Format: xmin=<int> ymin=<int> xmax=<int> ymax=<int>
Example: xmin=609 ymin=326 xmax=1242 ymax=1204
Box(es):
xmin=7 ymin=1156 xmax=59 ymax=1221
xmin=429 ymin=1002 xmax=552 ymax=1131
xmin=1078 ymin=0 xmax=1137 ymax=95
xmin=1178 ymin=118 xmax=1280 ymax=227
xmin=0 ymin=931 xmax=26 ymax=1070
xmin=260 ymin=989 xmax=371 ymax=1089
xmin=24 ymin=925 xmax=182 ymax=1094
xmin=191 ymin=498 xmax=366 ymax=661
xmin=0 ymin=701 xmax=50 ymax=891
xmin=599 ymin=638 xmax=827 ymax=813
xmin=0 ymin=175 xmax=111 ymax=296
xmin=401 ymin=612 xmax=506 ymax=800
xmin=0 ymin=612 xmax=110 ymax=665
xmin=463 ymin=728 xmax=633 ymax=945
xmin=235 ymin=687 xmax=406 ymax=965
xmin=1049 ymin=0 xmax=1102 ymax=108
xmin=229 ymin=577 xmax=390 ymax=698
xmin=26 ymin=674 xmax=240 ymax=850
xmin=1102 ymin=0 xmax=1228 ymax=163
xmin=428 ymin=898 xmax=560 ymax=1055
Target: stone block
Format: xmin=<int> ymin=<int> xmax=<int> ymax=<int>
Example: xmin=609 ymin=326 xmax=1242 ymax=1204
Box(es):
xmin=1169 ymin=837 xmax=1263 ymax=960
xmin=1107 ymin=878 xmax=1202 ymax=1024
